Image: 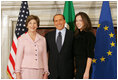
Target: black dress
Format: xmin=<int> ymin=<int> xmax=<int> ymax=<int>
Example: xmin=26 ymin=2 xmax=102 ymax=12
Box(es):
xmin=73 ymin=30 xmax=96 ymax=79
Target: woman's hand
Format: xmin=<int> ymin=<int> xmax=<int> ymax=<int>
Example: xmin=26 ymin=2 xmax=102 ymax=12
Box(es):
xmin=43 ymin=73 xmax=48 ymax=79
xmin=83 ymin=71 xmax=89 ymax=79
xmin=83 ymin=57 xmax=92 ymax=79
xmin=16 ymin=72 xmax=21 ymax=79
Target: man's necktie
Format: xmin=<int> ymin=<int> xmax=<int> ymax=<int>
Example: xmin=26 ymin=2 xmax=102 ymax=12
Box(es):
xmin=57 ymin=32 xmax=62 ymax=52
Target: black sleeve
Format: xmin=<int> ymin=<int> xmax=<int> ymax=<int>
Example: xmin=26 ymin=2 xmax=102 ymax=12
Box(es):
xmin=87 ymin=32 xmax=96 ymax=59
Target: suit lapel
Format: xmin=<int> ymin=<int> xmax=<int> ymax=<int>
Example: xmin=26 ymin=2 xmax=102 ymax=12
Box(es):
xmin=60 ymin=28 xmax=68 ymax=53
xmin=52 ymin=30 xmax=59 ymax=53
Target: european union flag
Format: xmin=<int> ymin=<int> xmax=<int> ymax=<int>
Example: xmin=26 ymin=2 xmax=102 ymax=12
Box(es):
xmin=91 ymin=1 xmax=117 ymax=79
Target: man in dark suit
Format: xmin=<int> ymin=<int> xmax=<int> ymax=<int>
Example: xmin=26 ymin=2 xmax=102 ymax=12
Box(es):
xmin=45 ymin=14 xmax=74 ymax=79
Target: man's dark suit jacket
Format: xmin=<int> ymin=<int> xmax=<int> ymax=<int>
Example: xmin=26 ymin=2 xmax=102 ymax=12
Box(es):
xmin=45 ymin=28 xmax=74 ymax=79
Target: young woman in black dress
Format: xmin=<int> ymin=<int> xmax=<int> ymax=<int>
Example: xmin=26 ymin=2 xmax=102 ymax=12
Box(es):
xmin=73 ymin=12 xmax=96 ymax=79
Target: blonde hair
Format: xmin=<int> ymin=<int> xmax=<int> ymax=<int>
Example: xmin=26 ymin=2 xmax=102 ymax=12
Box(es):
xmin=25 ymin=15 xmax=40 ymax=27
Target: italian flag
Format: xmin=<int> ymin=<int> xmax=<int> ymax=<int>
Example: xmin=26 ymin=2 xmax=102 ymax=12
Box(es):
xmin=63 ymin=1 xmax=75 ymax=31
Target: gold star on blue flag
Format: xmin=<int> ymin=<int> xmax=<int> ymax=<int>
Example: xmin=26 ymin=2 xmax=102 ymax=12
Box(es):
xmin=109 ymin=32 xmax=114 ymax=38
xmin=91 ymin=1 xmax=117 ymax=79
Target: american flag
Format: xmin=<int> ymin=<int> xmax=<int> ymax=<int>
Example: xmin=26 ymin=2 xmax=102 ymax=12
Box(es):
xmin=7 ymin=1 xmax=29 ymax=79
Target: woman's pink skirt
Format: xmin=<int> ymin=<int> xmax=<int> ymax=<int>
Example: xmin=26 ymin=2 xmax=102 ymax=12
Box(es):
xmin=20 ymin=68 xmax=44 ymax=79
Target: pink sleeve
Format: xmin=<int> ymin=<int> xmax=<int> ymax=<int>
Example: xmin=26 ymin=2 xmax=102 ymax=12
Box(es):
xmin=42 ymin=38 xmax=50 ymax=74
xmin=15 ymin=38 xmax=24 ymax=73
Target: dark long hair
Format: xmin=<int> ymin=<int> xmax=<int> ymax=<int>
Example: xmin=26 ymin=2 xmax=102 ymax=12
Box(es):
xmin=74 ymin=12 xmax=93 ymax=35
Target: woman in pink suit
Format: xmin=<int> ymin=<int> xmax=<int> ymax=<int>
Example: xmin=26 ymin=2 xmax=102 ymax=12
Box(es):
xmin=15 ymin=15 xmax=49 ymax=79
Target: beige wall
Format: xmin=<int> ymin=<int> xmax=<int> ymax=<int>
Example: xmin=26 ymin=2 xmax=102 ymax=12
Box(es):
xmin=1 ymin=1 xmax=117 ymax=79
